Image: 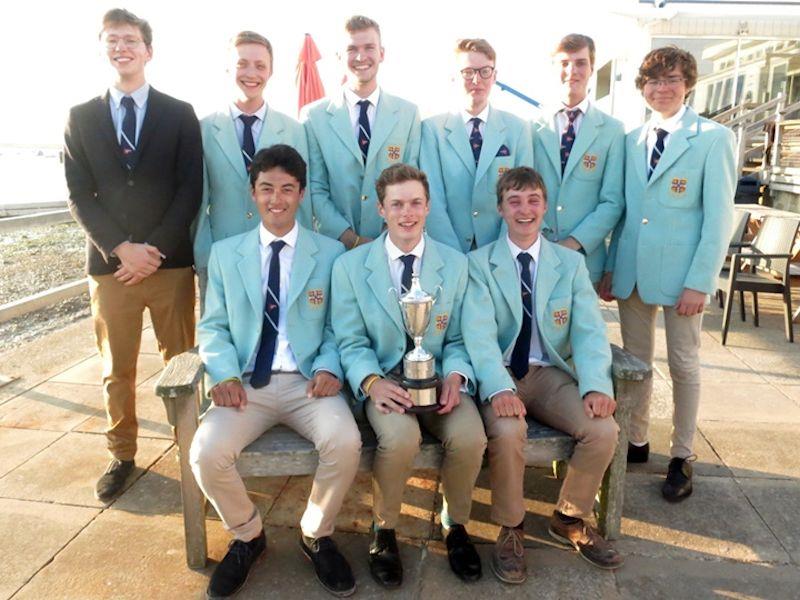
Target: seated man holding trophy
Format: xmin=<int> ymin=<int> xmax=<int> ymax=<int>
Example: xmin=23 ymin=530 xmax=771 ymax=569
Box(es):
xmin=331 ymin=163 xmax=487 ymax=587
xmin=462 ymin=167 xmax=623 ymax=584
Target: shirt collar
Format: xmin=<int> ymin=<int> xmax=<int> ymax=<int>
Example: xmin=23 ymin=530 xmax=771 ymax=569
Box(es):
xmin=649 ymin=104 xmax=687 ymax=135
xmin=555 ymin=96 xmax=590 ymax=119
xmin=462 ymin=105 xmax=490 ymax=125
xmin=230 ymin=100 xmax=268 ymax=122
xmin=506 ymin=234 xmax=541 ymax=264
xmin=259 ymin=221 xmax=299 ymax=250
xmin=344 ymin=86 xmax=381 ymax=111
xmin=109 ymin=82 xmax=150 ymax=109
xmin=385 ymin=234 xmax=425 ymax=261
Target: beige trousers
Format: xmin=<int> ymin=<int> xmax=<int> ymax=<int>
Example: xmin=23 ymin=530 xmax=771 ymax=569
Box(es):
xmin=189 ymin=374 xmax=361 ymax=541
xmin=481 ymin=366 xmax=619 ymax=526
xmin=618 ymin=288 xmax=703 ymax=459
xmin=366 ymin=394 xmax=487 ymax=529
xmin=89 ymin=267 xmax=195 ymax=461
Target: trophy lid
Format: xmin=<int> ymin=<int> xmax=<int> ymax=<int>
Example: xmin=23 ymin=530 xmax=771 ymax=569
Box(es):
xmin=399 ymin=274 xmax=433 ymax=305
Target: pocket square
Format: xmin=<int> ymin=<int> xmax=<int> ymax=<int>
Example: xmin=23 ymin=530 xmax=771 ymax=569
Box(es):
xmin=496 ymin=145 xmax=511 ymax=157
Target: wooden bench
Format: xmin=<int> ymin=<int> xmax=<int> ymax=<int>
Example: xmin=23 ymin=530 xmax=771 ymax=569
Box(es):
xmin=155 ymin=345 xmax=651 ymax=569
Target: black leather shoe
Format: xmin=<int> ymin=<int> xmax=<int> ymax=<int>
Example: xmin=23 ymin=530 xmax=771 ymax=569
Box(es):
xmin=444 ymin=524 xmax=482 ymax=582
xmin=95 ymin=459 xmax=135 ymax=502
xmin=627 ymin=442 xmax=650 ymax=464
xmin=301 ymin=534 xmax=356 ymax=597
xmin=207 ymin=530 xmax=266 ymax=599
xmin=662 ymin=457 xmax=693 ymax=502
xmin=368 ymin=528 xmax=402 ymax=588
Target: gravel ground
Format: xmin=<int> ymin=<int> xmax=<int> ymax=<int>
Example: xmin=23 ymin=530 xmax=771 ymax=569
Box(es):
xmin=1 ymin=222 xmax=90 ymax=350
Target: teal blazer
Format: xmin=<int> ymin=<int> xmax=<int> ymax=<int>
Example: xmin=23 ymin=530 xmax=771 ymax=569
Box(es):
xmin=420 ymin=108 xmax=533 ymax=252
xmin=199 ymin=225 xmax=345 ymax=387
xmin=533 ymin=105 xmax=625 ymax=282
xmin=609 ymin=107 xmax=735 ymax=305
xmin=331 ymin=233 xmax=475 ymax=401
xmin=462 ymin=236 xmax=613 ymax=402
xmin=193 ymin=106 xmax=310 ymax=271
xmin=303 ymin=91 xmax=421 ymax=240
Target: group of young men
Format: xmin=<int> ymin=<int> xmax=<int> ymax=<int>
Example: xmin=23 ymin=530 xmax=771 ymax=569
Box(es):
xmin=63 ymin=8 xmax=736 ymax=599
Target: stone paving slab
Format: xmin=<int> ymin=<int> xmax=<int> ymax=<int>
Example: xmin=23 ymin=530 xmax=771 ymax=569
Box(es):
xmin=49 ymin=352 xmax=164 ymax=387
xmin=780 ymin=384 xmax=800 ymax=406
xmin=0 ymin=381 xmax=104 ymax=431
xmin=698 ymin=421 xmax=800 ymax=480
xmin=0 ymin=427 xmax=62 ymax=478
xmin=0 ymin=498 xmax=99 ymax=600
xmin=618 ymin=473 xmax=789 ymax=563
xmin=696 ymin=382 xmax=800 ymax=423
xmin=737 ymin=477 xmax=800 ymax=564
xmin=725 ymin=347 xmax=800 ymax=387
xmin=0 ymin=431 xmax=172 ymax=507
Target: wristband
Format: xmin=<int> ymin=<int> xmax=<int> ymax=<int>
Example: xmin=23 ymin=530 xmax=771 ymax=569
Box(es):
xmin=362 ymin=374 xmax=381 ymax=396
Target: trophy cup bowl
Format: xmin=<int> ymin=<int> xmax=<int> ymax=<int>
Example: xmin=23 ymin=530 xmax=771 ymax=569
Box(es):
xmin=398 ymin=275 xmax=441 ymax=413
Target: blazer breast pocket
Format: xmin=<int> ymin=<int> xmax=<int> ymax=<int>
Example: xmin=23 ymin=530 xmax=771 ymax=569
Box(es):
xmin=657 ymin=168 xmax=701 ymax=209
xmin=299 ymin=281 xmax=329 ymax=320
xmin=572 ymin=151 xmax=605 ymax=182
xmin=544 ymin=297 xmax=571 ymax=342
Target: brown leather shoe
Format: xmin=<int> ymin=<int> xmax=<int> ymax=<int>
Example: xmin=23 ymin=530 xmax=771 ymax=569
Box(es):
xmin=548 ymin=512 xmax=624 ymax=570
xmin=491 ymin=526 xmax=526 ymax=584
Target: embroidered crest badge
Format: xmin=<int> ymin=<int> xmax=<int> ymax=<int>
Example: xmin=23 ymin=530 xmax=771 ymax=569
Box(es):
xmin=387 ymin=145 xmax=401 ymax=161
xmin=307 ymin=289 xmax=324 ymax=306
xmin=670 ymin=177 xmax=687 ymax=196
xmin=582 ymin=154 xmax=598 ymax=171
xmin=497 ymin=166 xmax=510 ymax=177
xmin=435 ymin=313 xmax=449 ymax=331
xmin=553 ymin=309 xmax=568 ymax=326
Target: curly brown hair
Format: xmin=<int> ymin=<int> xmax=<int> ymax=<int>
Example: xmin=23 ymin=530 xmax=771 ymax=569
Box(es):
xmin=635 ymin=46 xmax=697 ymax=96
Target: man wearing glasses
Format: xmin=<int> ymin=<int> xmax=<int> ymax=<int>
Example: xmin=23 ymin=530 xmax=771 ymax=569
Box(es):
xmin=420 ymin=38 xmax=533 ymax=252
xmin=533 ymin=34 xmax=625 ymax=284
xmin=604 ymin=47 xmax=735 ymax=502
xmin=63 ymin=8 xmax=202 ymax=502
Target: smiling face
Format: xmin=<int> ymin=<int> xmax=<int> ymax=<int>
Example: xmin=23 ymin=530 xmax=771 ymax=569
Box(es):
xmin=101 ymin=23 xmax=151 ymax=86
xmin=251 ymin=167 xmax=303 ymax=236
xmin=458 ymin=50 xmax=495 ymax=114
xmin=378 ymin=179 xmax=430 ymax=252
xmin=643 ymin=66 xmax=688 ymax=119
xmin=554 ymin=46 xmax=592 ymax=106
xmin=498 ymin=185 xmax=547 ymax=248
xmin=342 ymin=27 xmax=384 ymax=93
xmin=232 ymin=42 xmax=271 ymax=108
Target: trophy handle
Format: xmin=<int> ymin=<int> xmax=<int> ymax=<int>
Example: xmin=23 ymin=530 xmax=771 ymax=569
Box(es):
xmin=387 ymin=286 xmax=399 ymax=301
xmin=432 ymin=285 xmax=443 ymax=305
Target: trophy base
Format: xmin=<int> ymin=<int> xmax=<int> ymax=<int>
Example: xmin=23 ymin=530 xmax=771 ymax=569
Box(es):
xmin=401 ymin=375 xmax=440 ymax=414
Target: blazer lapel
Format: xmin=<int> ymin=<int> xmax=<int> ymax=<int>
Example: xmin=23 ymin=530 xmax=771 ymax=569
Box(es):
xmin=563 ymin=106 xmax=601 ymax=180
xmin=213 ymin=111 xmax=248 ymax=179
xmin=540 ymin=117 xmax=563 ymax=179
xmin=236 ymin=229 xmax=264 ymax=317
xmin=366 ymin=93 xmax=398 ymax=168
xmin=475 ymin=107 xmax=505 ymax=183
xmin=327 ymin=95 xmax=363 ymax=164
xmin=534 ymin=240 xmax=560 ymax=327
xmin=287 ymin=227 xmax=317 ymax=309
xmin=365 ymin=234 xmax=405 ymax=334
xmin=419 ymin=235 xmax=444 ymax=309
xmin=633 ymin=125 xmax=649 ymax=187
xmin=98 ymin=93 xmax=127 ymax=169
xmin=445 ymin=112 xmax=476 ymax=174
xmin=133 ymin=87 xmax=165 ymax=165
xmin=257 ymin=104 xmax=286 ymax=150
xmin=647 ymin=108 xmax=697 ymax=187
xmin=489 ymin=240 xmax=522 ymax=334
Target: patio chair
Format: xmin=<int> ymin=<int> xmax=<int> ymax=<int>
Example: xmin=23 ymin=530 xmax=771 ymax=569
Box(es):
xmin=718 ymin=215 xmax=800 ymax=344
xmin=716 ymin=209 xmax=750 ymax=314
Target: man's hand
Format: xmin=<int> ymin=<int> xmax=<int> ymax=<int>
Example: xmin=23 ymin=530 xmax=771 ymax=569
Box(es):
xmin=583 ymin=391 xmax=616 ymax=419
xmin=369 ymin=378 xmax=412 ymax=414
xmin=338 ymin=228 xmax=373 ymax=250
xmin=597 ymin=272 xmax=614 ymax=302
xmin=114 ymin=265 xmax=146 ymax=286
xmin=675 ymin=288 xmax=706 ymax=317
xmin=211 ymin=379 xmax=248 ymax=410
xmin=437 ymin=372 xmax=464 ymax=415
xmin=491 ymin=390 xmax=527 ymax=419
xmin=558 ymin=237 xmax=583 ymax=253
xmin=306 ymin=371 xmax=342 ymax=398
xmin=113 ymin=241 xmax=162 ymax=281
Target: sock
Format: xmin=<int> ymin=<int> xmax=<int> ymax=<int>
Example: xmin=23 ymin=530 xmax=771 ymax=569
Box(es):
xmin=555 ymin=510 xmax=581 ymax=525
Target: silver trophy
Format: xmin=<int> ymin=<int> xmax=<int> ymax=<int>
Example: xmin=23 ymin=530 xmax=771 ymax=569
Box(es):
xmin=398 ymin=274 xmax=441 ymax=413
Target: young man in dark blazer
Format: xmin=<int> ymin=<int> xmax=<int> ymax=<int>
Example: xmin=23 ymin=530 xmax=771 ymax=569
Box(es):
xmin=63 ymin=8 xmax=203 ymax=502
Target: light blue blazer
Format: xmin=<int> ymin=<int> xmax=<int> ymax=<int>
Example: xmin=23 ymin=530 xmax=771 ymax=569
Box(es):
xmin=462 ymin=236 xmax=613 ymax=402
xmin=303 ymin=91 xmax=421 ymax=240
xmin=193 ymin=106 xmax=310 ymax=271
xmin=609 ymin=107 xmax=735 ymax=305
xmin=533 ymin=104 xmax=625 ymax=282
xmin=199 ymin=225 xmax=345 ymax=387
xmin=420 ymin=108 xmax=533 ymax=252
xmin=331 ymin=233 xmax=475 ymax=401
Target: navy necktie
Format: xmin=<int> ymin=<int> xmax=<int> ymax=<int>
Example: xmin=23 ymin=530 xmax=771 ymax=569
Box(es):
xmin=469 ymin=117 xmax=483 ymax=166
xmin=357 ymin=100 xmax=371 ymax=163
xmin=120 ymin=96 xmax=137 ymax=169
xmin=251 ymin=240 xmax=286 ymax=389
xmin=560 ymin=109 xmax=580 ymax=174
xmin=510 ymin=252 xmax=534 ymax=380
xmin=239 ymin=114 xmax=258 ymax=170
xmin=648 ymin=128 xmax=669 ymax=180
xmin=400 ymin=254 xmax=416 ymax=352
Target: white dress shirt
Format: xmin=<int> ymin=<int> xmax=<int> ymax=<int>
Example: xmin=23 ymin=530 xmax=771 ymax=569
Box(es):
xmin=553 ymin=96 xmax=590 ymax=138
xmin=245 ymin=222 xmax=300 ymax=373
xmin=645 ymin=104 xmax=687 ymax=169
xmin=229 ymin=101 xmax=268 ymax=150
xmin=505 ymin=235 xmax=550 ymax=367
xmin=461 ymin=105 xmax=490 ymax=138
xmin=344 ymin=87 xmax=380 ymax=140
xmin=384 ymin=234 xmax=424 ymax=293
xmin=108 ymin=83 xmax=149 ymax=146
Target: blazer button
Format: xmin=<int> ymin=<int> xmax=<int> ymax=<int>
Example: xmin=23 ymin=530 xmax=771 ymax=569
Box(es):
xmin=557 ymin=205 xmax=563 ymax=211
xmin=472 ymin=211 xmax=479 ymax=217
xmin=246 ymin=211 xmax=253 ymax=219
xmin=127 ymin=180 xmax=134 ymax=187
xmin=361 ymin=195 xmax=368 ymax=201
xmin=642 ymin=218 xmax=649 ymax=224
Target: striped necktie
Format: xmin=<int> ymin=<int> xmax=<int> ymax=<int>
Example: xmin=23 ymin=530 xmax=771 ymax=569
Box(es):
xmin=357 ymin=100 xmax=371 ymax=163
xmin=251 ymin=240 xmax=286 ymax=389
xmin=560 ymin=108 xmax=580 ymax=174
xmin=648 ymin=128 xmax=669 ymax=180
xmin=120 ymin=96 xmax=137 ymax=169
xmin=239 ymin=114 xmax=258 ymax=170
xmin=510 ymin=252 xmax=534 ymax=380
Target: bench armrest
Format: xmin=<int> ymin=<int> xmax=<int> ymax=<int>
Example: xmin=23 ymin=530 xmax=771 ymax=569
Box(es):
xmin=610 ymin=344 xmax=651 ymax=382
xmin=154 ymin=347 xmax=204 ymax=425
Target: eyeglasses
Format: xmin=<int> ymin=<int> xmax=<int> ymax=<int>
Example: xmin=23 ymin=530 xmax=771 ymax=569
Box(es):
xmin=460 ymin=66 xmax=495 ymax=80
xmin=104 ymin=37 xmax=143 ymax=50
xmin=644 ymin=76 xmax=686 ymax=89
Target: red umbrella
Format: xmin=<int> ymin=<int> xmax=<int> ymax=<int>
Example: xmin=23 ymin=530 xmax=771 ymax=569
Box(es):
xmin=296 ymin=34 xmax=325 ymax=115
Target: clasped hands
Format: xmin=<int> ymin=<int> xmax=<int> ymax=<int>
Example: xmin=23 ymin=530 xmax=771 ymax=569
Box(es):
xmin=368 ymin=372 xmax=463 ymax=416
xmin=113 ymin=241 xmax=163 ymax=286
